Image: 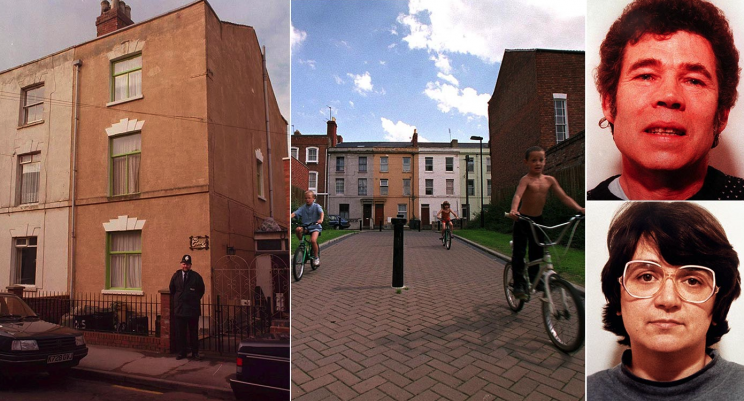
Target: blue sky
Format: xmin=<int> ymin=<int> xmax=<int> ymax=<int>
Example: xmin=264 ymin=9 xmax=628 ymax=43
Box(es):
xmin=291 ymin=0 xmax=586 ymax=143
xmin=0 ymin=0 xmax=289 ymax=117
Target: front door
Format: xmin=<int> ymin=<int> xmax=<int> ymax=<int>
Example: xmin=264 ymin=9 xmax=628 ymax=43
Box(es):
xmin=363 ymin=204 xmax=372 ymax=227
xmin=375 ymin=204 xmax=384 ymax=228
xmin=422 ymin=204 xmax=430 ymax=226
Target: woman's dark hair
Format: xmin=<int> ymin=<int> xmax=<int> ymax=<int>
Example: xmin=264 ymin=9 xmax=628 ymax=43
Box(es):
xmin=601 ymin=202 xmax=741 ymax=346
xmin=596 ymin=0 xmax=740 ymax=129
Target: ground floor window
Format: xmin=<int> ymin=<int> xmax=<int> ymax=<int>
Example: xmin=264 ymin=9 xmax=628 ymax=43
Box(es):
xmin=339 ymin=204 xmax=350 ymax=219
xmin=14 ymin=237 xmax=37 ymax=285
xmin=397 ymin=204 xmax=407 ymax=220
xmin=108 ymin=231 xmax=142 ymax=289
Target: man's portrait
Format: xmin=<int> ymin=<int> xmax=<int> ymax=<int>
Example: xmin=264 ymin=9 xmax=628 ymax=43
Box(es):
xmin=586 ymin=0 xmax=744 ymax=200
xmin=586 ymin=201 xmax=744 ymax=398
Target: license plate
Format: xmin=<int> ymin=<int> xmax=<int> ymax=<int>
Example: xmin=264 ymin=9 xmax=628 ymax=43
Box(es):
xmin=47 ymin=353 xmax=73 ymax=364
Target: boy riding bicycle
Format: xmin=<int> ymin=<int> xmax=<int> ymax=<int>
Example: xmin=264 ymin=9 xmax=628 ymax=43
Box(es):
xmin=508 ymin=146 xmax=584 ymax=300
xmin=291 ymin=190 xmax=324 ymax=266
xmin=436 ymin=201 xmax=458 ymax=240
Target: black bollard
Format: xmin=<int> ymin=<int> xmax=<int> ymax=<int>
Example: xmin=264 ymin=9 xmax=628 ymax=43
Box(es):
xmin=379 ymin=221 xmax=382 ymax=232
xmin=360 ymin=220 xmax=362 ymax=231
xmin=391 ymin=217 xmax=407 ymax=288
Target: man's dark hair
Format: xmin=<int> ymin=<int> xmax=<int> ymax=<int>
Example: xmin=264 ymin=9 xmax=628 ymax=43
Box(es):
xmin=524 ymin=146 xmax=545 ymax=160
xmin=596 ymin=0 xmax=740 ymax=131
xmin=601 ymin=202 xmax=741 ymax=347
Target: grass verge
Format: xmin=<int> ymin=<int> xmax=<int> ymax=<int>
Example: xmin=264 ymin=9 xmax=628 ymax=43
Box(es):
xmin=455 ymin=229 xmax=585 ymax=285
xmin=290 ymin=229 xmax=356 ymax=254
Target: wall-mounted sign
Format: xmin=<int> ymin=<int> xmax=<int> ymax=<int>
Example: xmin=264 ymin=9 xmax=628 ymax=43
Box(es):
xmin=189 ymin=235 xmax=209 ymax=250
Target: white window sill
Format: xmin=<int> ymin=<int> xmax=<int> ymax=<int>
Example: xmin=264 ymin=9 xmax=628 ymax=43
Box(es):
xmin=15 ymin=285 xmax=38 ymax=292
xmin=258 ymin=195 xmax=266 ymax=202
xmin=102 ymin=289 xmax=144 ymax=296
xmin=107 ymin=95 xmax=144 ymax=107
xmin=18 ymin=120 xmax=45 ymax=130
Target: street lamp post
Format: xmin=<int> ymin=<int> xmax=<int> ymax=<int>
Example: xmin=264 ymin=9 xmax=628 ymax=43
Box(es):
xmin=464 ymin=155 xmax=471 ymax=220
xmin=470 ymin=136 xmax=484 ymax=228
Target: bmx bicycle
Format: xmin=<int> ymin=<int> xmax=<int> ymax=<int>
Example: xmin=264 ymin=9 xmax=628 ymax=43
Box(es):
xmin=292 ymin=222 xmax=321 ymax=282
xmin=440 ymin=219 xmax=453 ymax=250
xmin=503 ymin=213 xmax=585 ymax=352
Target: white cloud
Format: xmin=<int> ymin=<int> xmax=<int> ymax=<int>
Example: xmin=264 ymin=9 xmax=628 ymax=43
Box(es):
xmin=334 ymin=75 xmax=345 ymax=85
xmin=381 ymin=118 xmax=426 ymax=142
xmin=291 ymin=24 xmax=307 ymax=51
xmin=388 ymin=43 xmax=397 ymax=49
xmin=437 ymin=72 xmax=459 ymax=86
xmin=347 ymin=71 xmax=374 ymax=95
xmin=349 ymin=101 xmax=355 ymax=108
xmin=398 ymin=0 xmax=584 ymax=63
xmin=390 ymin=25 xmax=399 ymax=36
xmin=424 ymin=81 xmax=489 ymax=118
xmin=379 ymin=60 xmax=387 ymax=66
xmin=298 ymin=59 xmax=316 ymax=69
xmin=430 ymin=53 xmax=452 ymax=74
xmin=334 ymin=40 xmax=351 ymax=49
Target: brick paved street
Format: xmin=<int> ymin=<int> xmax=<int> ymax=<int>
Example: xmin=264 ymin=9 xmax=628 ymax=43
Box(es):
xmin=291 ymin=230 xmax=584 ymax=401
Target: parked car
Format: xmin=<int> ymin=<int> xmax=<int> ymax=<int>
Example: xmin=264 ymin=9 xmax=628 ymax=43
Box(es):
xmin=230 ymin=336 xmax=289 ymax=401
xmin=328 ymin=215 xmax=351 ymax=229
xmin=0 ymin=293 xmax=88 ymax=377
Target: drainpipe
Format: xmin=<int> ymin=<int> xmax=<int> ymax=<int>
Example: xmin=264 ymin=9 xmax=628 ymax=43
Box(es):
xmin=262 ymin=46 xmax=274 ymax=218
xmin=70 ymin=59 xmax=82 ymax=297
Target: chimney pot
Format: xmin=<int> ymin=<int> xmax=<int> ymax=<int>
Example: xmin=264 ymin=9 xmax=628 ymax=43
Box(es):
xmin=125 ymin=4 xmax=131 ymax=19
xmin=100 ymin=0 xmax=110 ymax=14
xmin=96 ymin=0 xmax=134 ymax=37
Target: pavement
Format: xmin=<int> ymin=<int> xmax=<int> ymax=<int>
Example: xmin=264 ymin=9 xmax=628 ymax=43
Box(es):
xmin=71 ymin=344 xmax=236 ymax=400
xmin=292 ymin=230 xmax=585 ymax=401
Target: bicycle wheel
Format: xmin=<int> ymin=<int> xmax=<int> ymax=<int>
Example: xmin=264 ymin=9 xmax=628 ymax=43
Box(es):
xmin=542 ymin=276 xmax=584 ymax=353
xmin=445 ymin=228 xmax=451 ymax=250
xmin=293 ymin=246 xmax=305 ymax=281
xmin=503 ymin=263 xmax=524 ymax=312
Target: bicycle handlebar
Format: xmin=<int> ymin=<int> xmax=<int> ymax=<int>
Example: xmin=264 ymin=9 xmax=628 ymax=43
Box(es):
xmin=504 ymin=212 xmax=584 ymax=248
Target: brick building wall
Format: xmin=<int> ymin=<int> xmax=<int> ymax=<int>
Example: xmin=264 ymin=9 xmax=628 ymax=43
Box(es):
xmin=290 ymin=134 xmax=330 ymax=208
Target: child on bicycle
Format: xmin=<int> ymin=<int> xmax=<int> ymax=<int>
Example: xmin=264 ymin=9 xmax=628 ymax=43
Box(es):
xmin=291 ymin=190 xmax=324 ymax=266
xmin=436 ymin=201 xmax=458 ymax=240
xmin=508 ymin=146 xmax=584 ymax=300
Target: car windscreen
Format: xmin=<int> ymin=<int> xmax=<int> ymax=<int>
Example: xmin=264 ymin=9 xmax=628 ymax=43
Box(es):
xmin=0 ymin=296 xmax=38 ymax=318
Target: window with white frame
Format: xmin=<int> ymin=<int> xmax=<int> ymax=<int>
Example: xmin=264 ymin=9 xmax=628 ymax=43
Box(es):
xmin=402 ymin=157 xmax=411 ymax=172
xmin=336 ymin=178 xmax=344 ymax=195
xmin=256 ymin=158 xmax=264 ymax=198
xmin=108 ymin=230 xmax=142 ymax=289
xmin=486 ymin=157 xmax=491 ymax=172
xmin=308 ymin=171 xmax=318 ymax=192
xmin=291 ymin=147 xmax=299 ymax=159
xmin=425 ymin=157 xmax=433 ymax=172
xmin=425 ymin=179 xmax=433 ymax=195
xmin=336 ymin=156 xmax=345 ymax=172
xmin=446 ymin=179 xmax=454 ymax=195
xmin=403 ymin=179 xmax=411 ymax=196
xmin=339 ymin=204 xmax=350 ymax=220
xmin=487 ymin=179 xmax=492 ymax=193
xmin=380 ymin=179 xmax=388 ymax=195
xmin=112 ymin=55 xmax=142 ymax=102
xmin=111 ymin=133 xmax=141 ymax=196
xmin=397 ymin=204 xmax=407 ymax=220
xmin=18 ymin=153 xmax=41 ymax=204
xmin=358 ymin=178 xmax=367 ymax=196
xmin=445 ymin=157 xmax=453 ymax=172
xmin=306 ymin=147 xmax=319 ymax=163
xmin=467 ymin=157 xmax=474 ymax=172
xmin=467 ymin=179 xmax=475 ymax=196
xmin=359 ymin=156 xmax=367 ymax=172
xmin=14 ymin=237 xmax=37 ymax=285
xmin=21 ymin=84 xmax=44 ymax=125
xmin=554 ymin=94 xmax=568 ymax=142
xmin=380 ymin=156 xmax=388 ymax=172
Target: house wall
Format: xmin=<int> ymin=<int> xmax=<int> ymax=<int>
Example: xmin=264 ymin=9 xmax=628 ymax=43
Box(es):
xmin=327 ymin=151 xmax=375 ymax=222
xmin=0 ymin=49 xmax=75 ymax=292
xmin=290 ymin=134 xmax=330 ymax=209
xmin=418 ymin=149 xmax=460 ymax=223
xmin=458 ymin=148 xmax=491 ymax=220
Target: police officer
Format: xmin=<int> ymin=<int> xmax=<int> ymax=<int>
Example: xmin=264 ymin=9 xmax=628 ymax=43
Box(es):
xmin=169 ymin=254 xmax=205 ymax=360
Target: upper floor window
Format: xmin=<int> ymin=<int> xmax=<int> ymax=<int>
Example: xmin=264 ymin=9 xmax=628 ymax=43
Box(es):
xmin=425 ymin=179 xmax=433 ymax=195
xmin=403 ymin=179 xmax=411 ymax=196
xmin=19 ymin=153 xmax=41 ymax=204
xmin=380 ymin=157 xmax=388 ymax=172
xmin=358 ymin=178 xmax=367 ymax=196
xmin=111 ymin=133 xmax=141 ymax=196
xmin=306 ymin=147 xmax=319 ymax=163
xmin=308 ymin=171 xmax=318 ymax=192
xmin=467 ymin=157 xmax=474 ymax=172
xmin=112 ymin=55 xmax=142 ymax=102
xmin=359 ymin=156 xmax=367 ymax=172
xmin=554 ymin=94 xmax=568 ymax=142
xmin=108 ymin=230 xmax=142 ymax=290
xmin=380 ymin=179 xmax=388 ymax=195
xmin=14 ymin=237 xmax=37 ymax=285
xmin=486 ymin=157 xmax=491 ymax=172
xmin=291 ymin=147 xmax=299 ymax=159
xmin=21 ymin=84 xmax=44 ymax=125
xmin=402 ymin=157 xmax=411 ymax=173
xmin=446 ymin=179 xmax=454 ymax=195
xmin=487 ymin=179 xmax=492 ymax=194
xmin=445 ymin=157 xmax=454 ymax=172
xmin=335 ymin=178 xmax=344 ymax=195
xmin=425 ymin=157 xmax=433 ymax=172
xmin=336 ymin=157 xmax=345 ymax=172
xmin=256 ymin=158 xmax=264 ymax=198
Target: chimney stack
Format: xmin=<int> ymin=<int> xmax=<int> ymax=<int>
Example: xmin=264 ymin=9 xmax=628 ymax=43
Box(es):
xmin=412 ymin=129 xmax=418 ymax=147
xmin=96 ymin=0 xmax=134 ymax=37
xmin=327 ymin=117 xmax=338 ymax=147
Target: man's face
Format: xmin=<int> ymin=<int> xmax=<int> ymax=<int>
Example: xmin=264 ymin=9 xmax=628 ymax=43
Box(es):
xmin=181 ymin=262 xmax=191 ymax=272
xmin=604 ymin=31 xmax=729 ymax=173
xmin=620 ymin=238 xmax=714 ymax=355
xmin=304 ymin=193 xmax=314 ymax=205
xmin=525 ymin=151 xmax=545 ymax=174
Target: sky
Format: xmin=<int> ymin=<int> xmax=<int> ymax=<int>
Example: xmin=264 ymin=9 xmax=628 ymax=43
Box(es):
xmin=0 ymin=0 xmax=290 ymax=118
xmin=291 ymin=0 xmax=585 ymax=143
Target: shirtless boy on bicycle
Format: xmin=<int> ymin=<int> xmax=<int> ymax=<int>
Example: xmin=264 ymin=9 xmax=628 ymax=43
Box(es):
xmin=508 ymin=146 xmax=584 ymax=300
xmin=436 ymin=201 xmax=458 ymax=240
